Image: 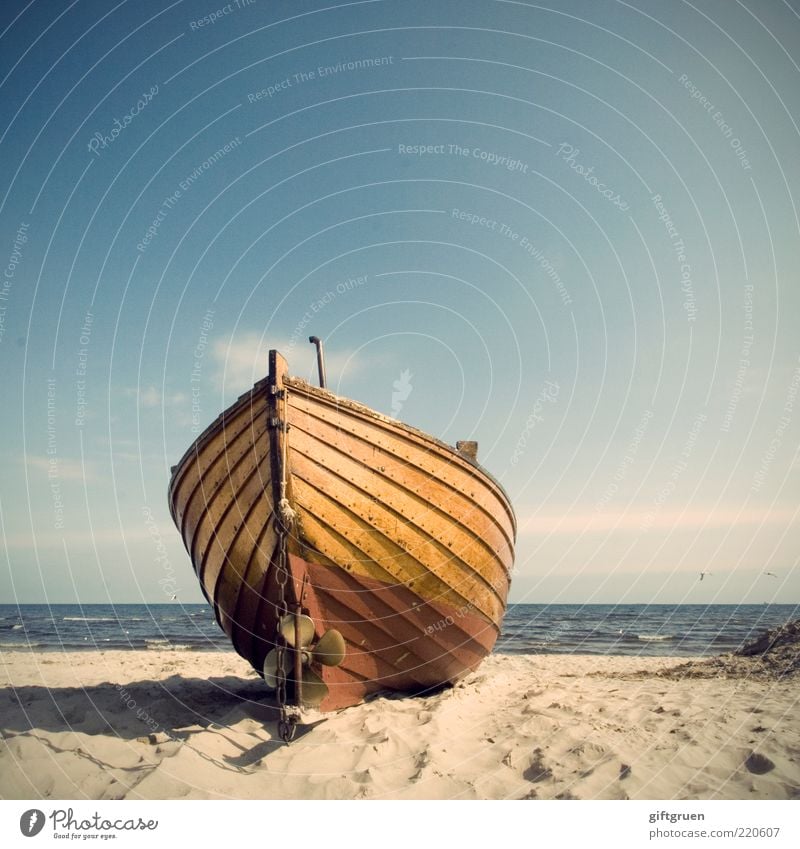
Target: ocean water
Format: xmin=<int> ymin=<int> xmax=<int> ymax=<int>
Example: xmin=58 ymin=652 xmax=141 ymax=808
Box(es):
xmin=497 ymin=603 xmax=799 ymax=657
xmin=0 ymin=603 xmax=796 ymax=657
xmin=0 ymin=604 xmax=229 ymax=652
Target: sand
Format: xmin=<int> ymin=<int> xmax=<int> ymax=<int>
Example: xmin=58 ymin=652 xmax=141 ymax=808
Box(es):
xmin=1 ymin=649 xmax=798 ymax=800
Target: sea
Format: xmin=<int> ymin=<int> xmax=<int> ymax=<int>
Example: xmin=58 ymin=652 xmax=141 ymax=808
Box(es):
xmin=0 ymin=603 xmax=796 ymax=657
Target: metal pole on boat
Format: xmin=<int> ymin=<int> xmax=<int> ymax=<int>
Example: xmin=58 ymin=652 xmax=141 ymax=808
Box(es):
xmin=293 ymin=604 xmax=304 ymax=709
xmin=308 ymin=336 xmax=327 ymax=389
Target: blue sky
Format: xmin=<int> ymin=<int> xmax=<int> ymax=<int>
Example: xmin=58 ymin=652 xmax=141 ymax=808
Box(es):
xmin=1 ymin=0 xmax=798 ymax=605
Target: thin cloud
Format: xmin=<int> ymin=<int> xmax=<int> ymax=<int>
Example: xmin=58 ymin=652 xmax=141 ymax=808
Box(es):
xmin=517 ymin=505 xmax=799 ymax=536
xmin=210 ymin=332 xmax=360 ymax=393
xmin=25 ymin=455 xmax=94 ymax=482
xmin=124 ymin=386 xmax=188 ymax=408
xmin=3 ymin=526 xmax=159 ymax=549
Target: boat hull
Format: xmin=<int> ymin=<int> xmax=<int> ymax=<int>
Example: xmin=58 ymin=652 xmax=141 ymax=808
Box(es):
xmin=168 ymin=351 xmax=515 ymax=711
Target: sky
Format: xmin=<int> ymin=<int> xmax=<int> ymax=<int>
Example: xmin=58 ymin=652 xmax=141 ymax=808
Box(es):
xmin=0 ymin=0 xmax=798 ymax=606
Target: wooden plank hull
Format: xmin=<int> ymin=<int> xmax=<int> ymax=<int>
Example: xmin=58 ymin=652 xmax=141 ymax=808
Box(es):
xmin=168 ymin=351 xmax=515 ymax=712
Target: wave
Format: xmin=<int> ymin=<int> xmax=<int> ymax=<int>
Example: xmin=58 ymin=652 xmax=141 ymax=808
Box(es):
xmin=63 ymin=617 xmax=117 ymax=622
xmin=637 ymin=634 xmax=676 ymax=642
xmin=145 ymin=641 xmax=193 ymax=651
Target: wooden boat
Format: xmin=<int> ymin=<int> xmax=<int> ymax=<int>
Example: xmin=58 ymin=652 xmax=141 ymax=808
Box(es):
xmin=168 ymin=345 xmax=515 ymax=725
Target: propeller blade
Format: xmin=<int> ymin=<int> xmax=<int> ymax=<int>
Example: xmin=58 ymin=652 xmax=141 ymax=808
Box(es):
xmin=279 ymin=613 xmax=316 ymax=648
xmin=300 ymin=667 xmax=329 ymax=708
xmin=262 ymin=648 xmax=285 ymax=690
xmin=311 ymin=628 xmax=346 ymax=667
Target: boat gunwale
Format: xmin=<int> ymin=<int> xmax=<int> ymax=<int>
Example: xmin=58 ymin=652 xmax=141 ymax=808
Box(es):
xmin=168 ymin=380 xmax=270 ymax=520
xmin=169 ymin=368 xmax=517 ymax=539
xmin=287 ymin=388 xmax=516 ymax=559
xmin=285 ymin=376 xmax=516 ymax=536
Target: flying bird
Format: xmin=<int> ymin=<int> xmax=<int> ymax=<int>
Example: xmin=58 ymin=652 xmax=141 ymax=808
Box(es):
xmin=699 ymin=571 xmax=713 ymax=582
xmin=763 ymin=571 xmax=778 ymax=578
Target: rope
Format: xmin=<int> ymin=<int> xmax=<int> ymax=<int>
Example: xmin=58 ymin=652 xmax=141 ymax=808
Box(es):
xmin=277 ymin=497 xmax=297 ymax=528
xmin=273 ymin=385 xmax=298 ymax=743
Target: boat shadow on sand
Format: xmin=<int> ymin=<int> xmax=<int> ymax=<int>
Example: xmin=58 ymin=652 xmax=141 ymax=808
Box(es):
xmin=0 ymin=671 xmax=453 ymax=779
xmin=0 ymin=674 xmax=321 ymax=764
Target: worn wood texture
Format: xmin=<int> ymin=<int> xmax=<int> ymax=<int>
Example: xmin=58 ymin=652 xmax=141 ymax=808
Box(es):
xmin=169 ymin=352 xmax=516 ymax=710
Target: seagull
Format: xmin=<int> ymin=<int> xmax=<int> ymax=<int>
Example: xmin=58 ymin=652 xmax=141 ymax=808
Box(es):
xmin=171 ymin=594 xmax=177 ymax=600
xmin=763 ymin=571 xmax=778 ymax=578
xmin=699 ymin=571 xmax=713 ymax=582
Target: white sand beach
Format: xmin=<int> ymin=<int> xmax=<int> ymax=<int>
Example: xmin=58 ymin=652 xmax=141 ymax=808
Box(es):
xmin=1 ymin=647 xmax=798 ymax=800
